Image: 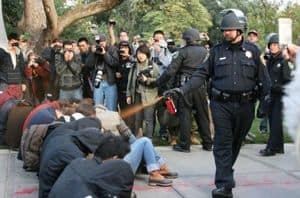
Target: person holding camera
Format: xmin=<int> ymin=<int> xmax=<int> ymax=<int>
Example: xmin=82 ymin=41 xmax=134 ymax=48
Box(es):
xmin=24 ymin=51 xmax=51 ymax=104
xmin=115 ymin=41 xmax=136 ymax=130
xmin=86 ymin=33 xmax=119 ymax=111
xmin=77 ymin=37 xmax=94 ymax=98
xmin=42 ymin=39 xmax=64 ymax=100
xmin=126 ymin=45 xmax=159 ymax=138
xmin=55 ymin=41 xmax=82 ymax=100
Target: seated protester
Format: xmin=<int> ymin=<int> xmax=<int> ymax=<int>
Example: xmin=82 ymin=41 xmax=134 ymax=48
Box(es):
xmin=20 ymin=100 xmax=82 ymax=167
xmin=70 ymin=98 xmax=95 ymax=121
xmin=93 ymin=103 xmax=178 ymax=187
xmin=124 ymin=137 xmax=178 ymax=187
xmin=22 ymin=100 xmax=62 ymax=131
xmin=49 ymin=134 xmax=133 ymax=198
xmin=0 ymin=98 xmax=17 ymax=145
xmin=0 ymin=84 xmax=22 ymax=145
xmin=38 ymin=119 xmax=102 ymax=198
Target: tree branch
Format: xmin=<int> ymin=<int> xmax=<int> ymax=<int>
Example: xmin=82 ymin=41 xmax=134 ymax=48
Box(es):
xmin=57 ymin=0 xmax=124 ymax=35
xmin=42 ymin=0 xmax=58 ymax=35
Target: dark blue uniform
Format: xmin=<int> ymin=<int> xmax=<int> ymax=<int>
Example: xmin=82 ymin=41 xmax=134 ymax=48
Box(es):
xmin=265 ymin=52 xmax=292 ymax=153
xmin=182 ymin=39 xmax=271 ymax=189
xmin=157 ymin=44 xmax=213 ymax=150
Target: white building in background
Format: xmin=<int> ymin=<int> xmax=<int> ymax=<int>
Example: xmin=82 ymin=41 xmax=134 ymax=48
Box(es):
xmin=0 ymin=0 xmax=8 ymax=49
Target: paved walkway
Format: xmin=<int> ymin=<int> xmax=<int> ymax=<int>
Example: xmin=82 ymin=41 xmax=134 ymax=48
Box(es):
xmin=1 ymin=144 xmax=300 ymax=198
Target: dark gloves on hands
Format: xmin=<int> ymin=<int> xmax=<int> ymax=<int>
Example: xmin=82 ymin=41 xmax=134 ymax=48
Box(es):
xmin=257 ymin=95 xmax=271 ymax=118
xmin=163 ymin=88 xmax=183 ymax=99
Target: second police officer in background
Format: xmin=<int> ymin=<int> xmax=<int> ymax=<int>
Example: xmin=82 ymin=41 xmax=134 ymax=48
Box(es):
xmin=156 ymin=28 xmax=213 ymax=152
xmin=259 ymin=33 xmax=292 ymax=156
xmin=164 ymin=9 xmax=271 ymax=198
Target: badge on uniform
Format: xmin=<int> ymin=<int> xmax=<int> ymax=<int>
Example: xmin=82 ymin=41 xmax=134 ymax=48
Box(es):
xmin=245 ymin=51 xmax=252 ymax=59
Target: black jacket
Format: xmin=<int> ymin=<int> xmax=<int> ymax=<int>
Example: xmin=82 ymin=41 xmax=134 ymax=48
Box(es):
xmin=86 ymin=45 xmax=119 ymax=85
xmin=49 ymin=158 xmax=134 ymax=198
xmin=266 ymin=52 xmax=292 ymax=94
xmin=156 ymin=44 xmax=208 ymax=85
xmin=39 ymin=118 xmax=103 ymax=198
xmin=0 ymin=48 xmax=25 ymax=84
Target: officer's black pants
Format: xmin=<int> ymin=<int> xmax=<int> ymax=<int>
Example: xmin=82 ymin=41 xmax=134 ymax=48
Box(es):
xmin=177 ymin=88 xmax=212 ymax=148
xmin=267 ymin=94 xmax=284 ymax=152
xmin=210 ymin=100 xmax=255 ymax=189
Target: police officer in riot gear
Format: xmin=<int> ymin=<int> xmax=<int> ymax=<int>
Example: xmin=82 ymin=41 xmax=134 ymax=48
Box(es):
xmin=164 ymin=9 xmax=271 ymax=198
xmin=259 ymin=33 xmax=292 ymax=156
xmin=156 ymin=28 xmax=213 ymax=152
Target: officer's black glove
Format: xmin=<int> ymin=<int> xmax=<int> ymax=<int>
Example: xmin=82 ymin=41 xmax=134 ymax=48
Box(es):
xmin=257 ymin=95 xmax=271 ymax=118
xmin=163 ymin=88 xmax=183 ymax=99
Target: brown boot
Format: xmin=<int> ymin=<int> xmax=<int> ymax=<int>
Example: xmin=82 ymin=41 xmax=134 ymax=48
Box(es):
xmin=159 ymin=165 xmax=178 ymax=179
xmin=169 ymin=136 xmax=177 ymax=146
xmin=148 ymin=171 xmax=173 ymax=187
xmin=191 ymin=133 xmax=201 ymax=145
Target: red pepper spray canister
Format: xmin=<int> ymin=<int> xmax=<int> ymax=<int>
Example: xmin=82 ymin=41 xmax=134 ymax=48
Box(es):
xmin=165 ymin=97 xmax=177 ymax=115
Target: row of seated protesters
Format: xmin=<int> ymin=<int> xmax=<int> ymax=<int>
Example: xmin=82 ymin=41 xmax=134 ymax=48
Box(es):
xmin=19 ymin=98 xmax=178 ymax=198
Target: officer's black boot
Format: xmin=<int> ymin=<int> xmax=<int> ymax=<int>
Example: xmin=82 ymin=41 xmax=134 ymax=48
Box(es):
xmin=212 ymin=187 xmax=233 ymax=198
xmin=173 ymin=144 xmax=190 ymax=153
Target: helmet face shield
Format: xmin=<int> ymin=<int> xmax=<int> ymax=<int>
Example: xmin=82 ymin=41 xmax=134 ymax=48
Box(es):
xmin=219 ymin=9 xmax=247 ymax=32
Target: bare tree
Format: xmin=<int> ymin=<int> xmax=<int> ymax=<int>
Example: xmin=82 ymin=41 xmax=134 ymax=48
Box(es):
xmin=18 ymin=0 xmax=123 ymax=50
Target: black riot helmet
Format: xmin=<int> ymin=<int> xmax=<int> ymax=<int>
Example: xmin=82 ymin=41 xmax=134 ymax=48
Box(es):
xmin=182 ymin=28 xmax=200 ymax=44
xmin=220 ymin=9 xmax=247 ymax=33
xmin=267 ymin=33 xmax=279 ymax=48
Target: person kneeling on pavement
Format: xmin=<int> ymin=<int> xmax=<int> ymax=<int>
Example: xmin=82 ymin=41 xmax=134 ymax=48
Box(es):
xmin=49 ymin=134 xmax=134 ymax=198
xmin=38 ymin=117 xmax=103 ymax=198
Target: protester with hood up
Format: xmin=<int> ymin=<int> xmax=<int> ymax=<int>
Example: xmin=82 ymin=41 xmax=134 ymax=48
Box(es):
xmin=38 ymin=117 xmax=102 ymax=198
xmin=49 ymin=134 xmax=133 ymax=198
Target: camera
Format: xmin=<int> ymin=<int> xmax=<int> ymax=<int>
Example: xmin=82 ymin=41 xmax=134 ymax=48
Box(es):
xmin=11 ymin=42 xmax=19 ymax=47
xmin=109 ymin=20 xmax=116 ymax=26
xmin=94 ymin=69 xmax=104 ymax=88
xmin=95 ymin=45 xmax=104 ymax=55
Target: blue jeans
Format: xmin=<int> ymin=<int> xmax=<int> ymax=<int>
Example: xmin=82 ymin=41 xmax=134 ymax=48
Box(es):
xmin=93 ymin=80 xmax=117 ymax=111
xmin=124 ymin=137 xmax=165 ymax=174
xmin=59 ymin=87 xmax=82 ymax=100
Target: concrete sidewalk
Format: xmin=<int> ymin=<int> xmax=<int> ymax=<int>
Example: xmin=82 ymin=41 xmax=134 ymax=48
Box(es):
xmin=1 ymin=144 xmax=300 ymax=198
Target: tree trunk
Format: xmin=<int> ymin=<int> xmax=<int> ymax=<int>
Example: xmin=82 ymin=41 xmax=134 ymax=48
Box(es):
xmin=19 ymin=0 xmax=47 ymax=52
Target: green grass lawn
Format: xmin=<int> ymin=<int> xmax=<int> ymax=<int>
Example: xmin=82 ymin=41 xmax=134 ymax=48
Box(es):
xmin=248 ymin=117 xmax=292 ymax=144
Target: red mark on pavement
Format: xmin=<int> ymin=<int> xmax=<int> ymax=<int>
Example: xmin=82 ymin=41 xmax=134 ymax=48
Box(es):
xmin=14 ymin=187 xmax=38 ymax=195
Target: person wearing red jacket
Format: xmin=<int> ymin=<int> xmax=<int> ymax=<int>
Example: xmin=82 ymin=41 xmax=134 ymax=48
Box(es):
xmin=24 ymin=52 xmax=51 ymax=104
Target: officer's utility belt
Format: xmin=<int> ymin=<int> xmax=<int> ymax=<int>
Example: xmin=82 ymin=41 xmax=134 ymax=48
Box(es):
xmin=177 ymin=74 xmax=192 ymax=86
xmin=210 ymin=87 xmax=256 ymax=103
